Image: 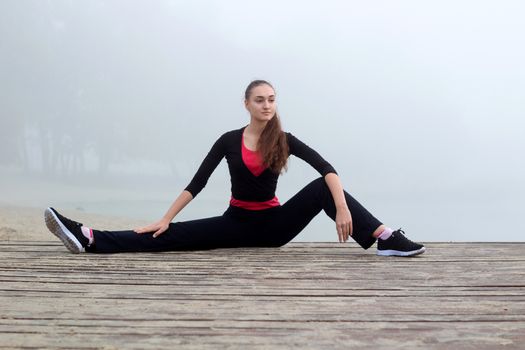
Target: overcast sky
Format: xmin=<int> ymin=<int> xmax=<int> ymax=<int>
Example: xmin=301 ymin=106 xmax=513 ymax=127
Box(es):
xmin=1 ymin=0 xmax=524 ymax=241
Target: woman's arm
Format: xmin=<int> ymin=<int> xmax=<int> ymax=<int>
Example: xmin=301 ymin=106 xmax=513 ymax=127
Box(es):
xmin=135 ymin=132 xmax=228 ymax=238
xmin=134 ymin=190 xmax=193 ymax=237
xmin=324 ymin=173 xmax=353 ymax=243
xmin=287 ymin=133 xmax=352 ymax=242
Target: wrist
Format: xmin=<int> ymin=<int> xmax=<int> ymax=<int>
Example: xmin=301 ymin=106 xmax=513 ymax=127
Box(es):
xmin=160 ymin=217 xmax=172 ymax=224
xmin=336 ymin=202 xmax=348 ymax=210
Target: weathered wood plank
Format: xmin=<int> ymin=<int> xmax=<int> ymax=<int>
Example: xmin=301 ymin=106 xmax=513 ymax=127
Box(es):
xmin=1 ymin=242 xmax=524 ymax=349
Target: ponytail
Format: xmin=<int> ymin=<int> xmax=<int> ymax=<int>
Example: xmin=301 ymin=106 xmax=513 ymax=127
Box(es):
xmin=258 ymin=112 xmax=288 ymax=173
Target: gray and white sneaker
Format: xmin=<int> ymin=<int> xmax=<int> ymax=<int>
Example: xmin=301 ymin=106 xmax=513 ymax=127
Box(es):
xmin=377 ymin=229 xmax=426 ymax=257
xmin=45 ymin=207 xmax=88 ymax=253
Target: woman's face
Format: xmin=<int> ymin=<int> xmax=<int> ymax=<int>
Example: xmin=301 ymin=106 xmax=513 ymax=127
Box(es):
xmin=245 ymin=84 xmax=276 ymax=123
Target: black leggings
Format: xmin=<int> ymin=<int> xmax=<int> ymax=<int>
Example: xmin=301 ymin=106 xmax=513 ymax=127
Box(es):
xmin=87 ymin=177 xmax=382 ymax=253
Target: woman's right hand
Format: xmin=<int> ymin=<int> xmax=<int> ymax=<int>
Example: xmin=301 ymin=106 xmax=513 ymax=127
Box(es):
xmin=134 ymin=190 xmax=192 ymax=238
xmin=134 ymin=219 xmax=170 ymax=238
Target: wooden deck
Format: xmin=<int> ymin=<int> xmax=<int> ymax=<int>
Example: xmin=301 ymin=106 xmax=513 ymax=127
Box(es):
xmin=1 ymin=242 xmax=524 ymax=349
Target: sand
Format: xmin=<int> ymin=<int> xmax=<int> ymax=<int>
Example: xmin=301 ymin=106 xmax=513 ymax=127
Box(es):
xmin=0 ymin=205 xmax=150 ymax=241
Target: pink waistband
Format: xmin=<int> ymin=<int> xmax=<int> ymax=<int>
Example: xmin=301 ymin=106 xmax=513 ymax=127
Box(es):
xmin=229 ymin=196 xmax=280 ymax=210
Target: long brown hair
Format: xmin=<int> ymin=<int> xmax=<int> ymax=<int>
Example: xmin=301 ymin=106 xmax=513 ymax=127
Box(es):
xmin=244 ymin=80 xmax=289 ymax=173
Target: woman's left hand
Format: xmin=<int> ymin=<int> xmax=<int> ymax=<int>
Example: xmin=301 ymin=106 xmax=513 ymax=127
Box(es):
xmin=336 ymin=206 xmax=353 ymax=243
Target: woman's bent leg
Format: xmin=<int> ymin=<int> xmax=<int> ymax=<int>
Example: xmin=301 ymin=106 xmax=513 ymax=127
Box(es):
xmin=268 ymin=177 xmax=381 ymax=249
xmin=88 ymin=213 xmax=257 ymax=253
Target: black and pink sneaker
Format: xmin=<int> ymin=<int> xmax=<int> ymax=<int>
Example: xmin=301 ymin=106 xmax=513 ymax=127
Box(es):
xmin=44 ymin=207 xmax=89 ymax=253
xmin=377 ymin=229 xmax=425 ymax=257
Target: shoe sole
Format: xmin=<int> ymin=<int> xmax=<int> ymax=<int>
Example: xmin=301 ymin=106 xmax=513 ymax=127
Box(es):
xmin=377 ymin=246 xmax=426 ymax=257
xmin=44 ymin=208 xmax=84 ymax=254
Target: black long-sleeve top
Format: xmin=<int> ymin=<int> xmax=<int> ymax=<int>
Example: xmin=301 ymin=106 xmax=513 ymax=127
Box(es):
xmin=185 ymin=126 xmax=337 ymax=201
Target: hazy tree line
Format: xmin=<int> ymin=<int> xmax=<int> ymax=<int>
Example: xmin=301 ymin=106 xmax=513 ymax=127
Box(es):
xmin=0 ymin=1 xmax=229 ymax=182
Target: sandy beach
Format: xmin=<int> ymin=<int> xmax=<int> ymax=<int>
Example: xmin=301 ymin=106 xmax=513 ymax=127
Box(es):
xmin=0 ymin=205 xmax=149 ymax=242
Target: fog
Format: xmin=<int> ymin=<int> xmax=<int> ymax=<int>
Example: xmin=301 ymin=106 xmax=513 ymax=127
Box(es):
xmin=1 ymin=0 xmax=524 ymax=241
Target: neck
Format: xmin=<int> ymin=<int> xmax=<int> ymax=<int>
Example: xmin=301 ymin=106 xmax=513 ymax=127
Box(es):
xmin=246 ymin=119 xmax=267 ymax=136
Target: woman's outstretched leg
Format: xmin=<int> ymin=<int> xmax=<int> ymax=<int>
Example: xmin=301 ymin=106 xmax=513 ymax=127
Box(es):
xmin=266 ymin=177 xmax=425 ymax=256
xmin=267 ymin=177 xmax=381 ymax=249
xmin=45 ymin=207 xmax=262 ymax=254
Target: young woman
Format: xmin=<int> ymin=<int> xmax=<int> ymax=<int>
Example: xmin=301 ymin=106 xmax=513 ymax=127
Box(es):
xmin=45 ymin=80 xmax=425 ymax=257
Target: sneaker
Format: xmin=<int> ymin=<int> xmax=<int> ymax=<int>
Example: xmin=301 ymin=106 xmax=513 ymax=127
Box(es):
xmin=377 ymin=229 xmax=425 ymax=257
xmin=44 ymin=207 xmax=88 ymax=253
